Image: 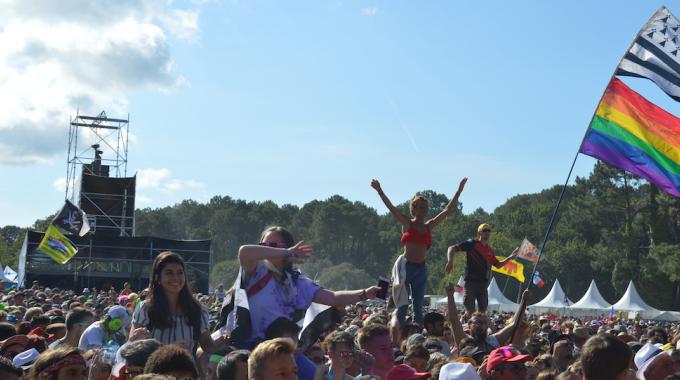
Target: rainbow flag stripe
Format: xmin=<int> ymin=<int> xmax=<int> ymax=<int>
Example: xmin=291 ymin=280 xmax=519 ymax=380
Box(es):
xmin=580 ymin=78 xmax=680 ymax=197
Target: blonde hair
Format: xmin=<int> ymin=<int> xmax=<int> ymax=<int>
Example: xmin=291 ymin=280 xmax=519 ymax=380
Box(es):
xmin=409 ymin=196 xmax=428 ymax=216
xmin=248 ymin=337 xmax=297 ymax=379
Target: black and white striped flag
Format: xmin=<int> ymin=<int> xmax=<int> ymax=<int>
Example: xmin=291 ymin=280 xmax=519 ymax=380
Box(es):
xmin=617 ymin=6 xmax=680 ymax=101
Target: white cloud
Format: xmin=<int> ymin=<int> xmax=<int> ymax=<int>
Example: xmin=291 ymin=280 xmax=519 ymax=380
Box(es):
xmin=137 ymin=167 xmax=203 ymax=193
xmin=360 ymin=7 xmax=378 ymax=16
xmin=53 ymin=177 xmax=67 ymax=192
xmin=136 ymin=195 xmax=154 ymax=205
xmin=0 ymin=0 xmax=204 ymax=165
xmin=137 ymin=168 xmax=171 ymax=189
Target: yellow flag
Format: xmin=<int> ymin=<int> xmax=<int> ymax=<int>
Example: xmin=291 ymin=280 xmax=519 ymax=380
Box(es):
xmin=37 ymin=225 xmax=78 ymax=264
xmin=491 ymin=256 xmax=525 ymax=283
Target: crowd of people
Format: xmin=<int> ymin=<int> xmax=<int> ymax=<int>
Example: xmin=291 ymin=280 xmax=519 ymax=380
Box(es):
xmin=0 ymin=183 xmax=679 ymax=379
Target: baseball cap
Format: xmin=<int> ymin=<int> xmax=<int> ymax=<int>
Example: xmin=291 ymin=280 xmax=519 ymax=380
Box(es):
xmin=438 ymin=362 xmax=481 ymax=380
xmin=486 ymin=346 xmax=533 ymax=372
xmin=106 ymin=305 xmax=131 ymax=327
xmin=477 ymin=223 xmax=491 ymax=234
xmin=386 ymin=364 xmax=430 ymax=380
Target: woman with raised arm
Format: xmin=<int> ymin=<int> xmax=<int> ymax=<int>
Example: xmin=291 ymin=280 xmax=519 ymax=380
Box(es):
xmin=371 ymin=177 xmax=467 ymax=326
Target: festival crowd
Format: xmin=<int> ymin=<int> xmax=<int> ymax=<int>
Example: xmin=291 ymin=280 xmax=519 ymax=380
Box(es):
xmin=0 ymin=180 xmax=679 ymax=379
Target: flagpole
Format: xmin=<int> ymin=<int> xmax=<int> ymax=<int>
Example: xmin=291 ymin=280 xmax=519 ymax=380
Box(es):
xmin=522 ymin=5 xmax=662 ymax=297
xmin=508 ymin=8 xmax=661 ymax=344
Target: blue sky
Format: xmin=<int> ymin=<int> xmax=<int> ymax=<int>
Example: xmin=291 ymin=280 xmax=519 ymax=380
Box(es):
xmin=1 ymin=1 xmax=677 ymax=228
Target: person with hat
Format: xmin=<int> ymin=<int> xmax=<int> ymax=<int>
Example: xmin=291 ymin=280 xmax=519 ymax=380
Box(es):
xmin=485 ymin=346 xmax=533 ymax=380
xmin=634 ymin=343 xmax=676 ymax=380
xmin=438 ymin=362 xmax=481 ymax=380
xmin=78 ymin=305 xmax=130 ymax=350
xmin=371 ymin=177 xmax=468 ymax=326
xmin=386 ymin=363 xmax=430 ymax=380
xmin=445 ymin=223 xmax=519 ymax=315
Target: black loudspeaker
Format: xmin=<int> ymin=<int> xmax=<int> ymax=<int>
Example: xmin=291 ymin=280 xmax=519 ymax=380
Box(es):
xmin=79 ymin=171 xmax=136 ymax=236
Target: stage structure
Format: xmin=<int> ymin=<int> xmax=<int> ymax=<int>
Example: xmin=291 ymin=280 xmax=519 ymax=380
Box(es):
xmin=66 ymin=111 xmax=134 ymax=236
xmin=19 ymin=111 xmax=212 ymax=292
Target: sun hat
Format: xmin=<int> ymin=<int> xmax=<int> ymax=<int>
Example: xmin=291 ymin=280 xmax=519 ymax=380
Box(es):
xmin=438 ymin=362 xmax=481 ymax=380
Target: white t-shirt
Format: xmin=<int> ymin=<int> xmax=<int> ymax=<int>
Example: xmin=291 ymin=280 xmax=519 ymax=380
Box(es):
xmin=244 ymin=262 xmax=321 ymax=341
xmin=78 ymin=321 xmax=126 ymax=349
xmin=132 ymin=300 xmax=209 ymax=354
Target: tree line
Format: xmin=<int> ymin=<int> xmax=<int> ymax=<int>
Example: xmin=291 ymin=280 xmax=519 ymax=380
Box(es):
xmin=1 ymin=162 xmax=679 ymax=310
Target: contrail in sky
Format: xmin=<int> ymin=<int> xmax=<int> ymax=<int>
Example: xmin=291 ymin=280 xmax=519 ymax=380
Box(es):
xmin=386 ymin=96 xmax=420 ymax=153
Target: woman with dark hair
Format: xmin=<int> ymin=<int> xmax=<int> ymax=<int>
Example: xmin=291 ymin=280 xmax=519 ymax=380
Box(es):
xmin=231 ymin=226 xmax=380 ymax=347
xmin=27 ymin=346 xmax=86 ymax=380
xmin=130 ymin=251 xmax=227 ymax=356
xmin=371 ymin=178 xmax=467 ymax=325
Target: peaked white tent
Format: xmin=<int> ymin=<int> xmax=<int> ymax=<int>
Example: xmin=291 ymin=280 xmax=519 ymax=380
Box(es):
xmin=528 ymin=279 xmax=573 ymax=315
xmin=650 ymin=310 xmax=680 ymax=322
xmin=434 ymin=276 xmax=464 ymax=308
xmin=570 ymin=280 xmax=611 ymax=315
xmin=487 ymin=277 xmax=519 ymax=312
xmin=611 ymin=281 xmax=660 ymax=319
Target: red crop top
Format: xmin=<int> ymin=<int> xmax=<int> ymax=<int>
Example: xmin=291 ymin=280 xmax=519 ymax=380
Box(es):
xmin=400 ymin=223 xmax=432 ymax=249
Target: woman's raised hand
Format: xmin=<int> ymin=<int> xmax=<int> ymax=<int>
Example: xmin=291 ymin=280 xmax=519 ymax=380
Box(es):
xmin=456 ymin=177 xmax=468 ymax=192
xmin=370 ymin=179 xmax=382 ymax=191
xmin=288 ymin=240 xmax=313 ymax=264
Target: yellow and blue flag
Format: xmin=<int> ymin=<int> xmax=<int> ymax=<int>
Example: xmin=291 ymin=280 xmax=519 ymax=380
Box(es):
xmin=37 ymin=225 xmax=78 ymax=264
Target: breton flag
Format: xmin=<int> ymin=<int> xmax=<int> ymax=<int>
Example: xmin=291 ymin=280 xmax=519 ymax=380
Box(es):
xmin=52 ymin=199 xmax=90 ymax=237
xmin=37 ymin=225 xmax=78 ymax=264
xmin=617 ymin=6 xmax=680 ymax=101
xmin=492 ymin=256 xmax=525 ymax=283
xmin=297 ymin=303 xmax=341 ymax=352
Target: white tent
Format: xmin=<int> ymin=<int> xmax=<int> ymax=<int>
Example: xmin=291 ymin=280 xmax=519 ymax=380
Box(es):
xmin=612 ymin=281 xmax=659 ymax=318
xmin=433 ymin=277 xmax=518 ymax=312
xmin=434 ymin=276 xmax=465 ymax=308
xmin=649 ymin=310 xmax=680 ymax=322
xmin=487 ymin=277 xmax=519 ymax=312
xmin=528 ymin=279 xmax=573 ymax=315
xmin=570 ymin=280 xmax=612 ymax=315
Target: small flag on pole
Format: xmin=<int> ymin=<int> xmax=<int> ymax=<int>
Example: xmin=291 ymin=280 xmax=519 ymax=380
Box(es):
xmin=37 ymin=225 xmax=78 ymax=264
xmin=52 ymin=199 xmax=90 ymax=236
xmin=532 ymin=272 xmax=545 ymax=288
xmin=517 ymin=238 xmax=542 ymax=263
xmin=492 ymin=256 xmax=525 ymax=283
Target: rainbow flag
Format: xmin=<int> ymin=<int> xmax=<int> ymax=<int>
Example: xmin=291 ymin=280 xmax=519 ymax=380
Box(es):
xmin=580 ymin=78 xmax=680 ymax=197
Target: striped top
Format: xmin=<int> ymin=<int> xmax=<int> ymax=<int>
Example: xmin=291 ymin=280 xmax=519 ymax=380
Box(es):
xmin=132 ymin=300 xmax=209 ymax=354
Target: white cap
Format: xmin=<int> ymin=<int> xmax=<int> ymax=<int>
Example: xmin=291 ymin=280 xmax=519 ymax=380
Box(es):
xmin=438 ymin=362 xmax=481 ymax=380
xmin=106 ymin=305 xmax=131 ymax=327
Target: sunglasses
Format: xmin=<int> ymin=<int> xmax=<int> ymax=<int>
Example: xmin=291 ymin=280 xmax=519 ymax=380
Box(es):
xmin=258 ymin=242 xmax=287 ymax=248
xmin=482 ymin=229 xmax=492 ymax=233
xmin=497 ymin=363 xmax=526 ymax=372
xmin=330 ymin=351 xmax=355 ymax=359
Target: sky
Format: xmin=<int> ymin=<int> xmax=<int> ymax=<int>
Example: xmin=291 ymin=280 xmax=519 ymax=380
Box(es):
xmin=1 ymin=0 xmax=678 ymax=228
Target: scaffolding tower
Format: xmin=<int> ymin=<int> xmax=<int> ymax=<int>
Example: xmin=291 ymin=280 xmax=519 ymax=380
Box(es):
xmin=65 ymin=111 xmax=130 ymax=201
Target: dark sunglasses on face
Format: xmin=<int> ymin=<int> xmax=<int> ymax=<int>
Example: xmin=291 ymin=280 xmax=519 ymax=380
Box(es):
xmin=258 ymin=242 xmax=287 ymax=248
xmin=497 ymin=363 xmax=526 ymax=372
